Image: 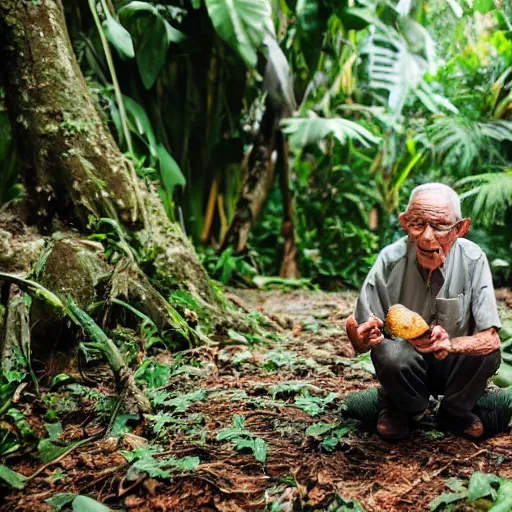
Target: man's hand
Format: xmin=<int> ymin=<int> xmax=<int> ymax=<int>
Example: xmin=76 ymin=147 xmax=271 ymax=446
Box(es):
xmin=345 ymin=314 xmax=384 ymax=353
xmin=410 ymin=325 xmax=451 ymax=360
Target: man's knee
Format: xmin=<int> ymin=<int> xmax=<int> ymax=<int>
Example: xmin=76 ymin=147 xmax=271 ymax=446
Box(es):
xmin=371 ymin=338 xmax=419 ymax=377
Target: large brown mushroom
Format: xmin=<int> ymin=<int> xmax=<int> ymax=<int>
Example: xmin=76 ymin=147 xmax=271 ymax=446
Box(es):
xmin=385 ymin=304 xmax=429 ymax=339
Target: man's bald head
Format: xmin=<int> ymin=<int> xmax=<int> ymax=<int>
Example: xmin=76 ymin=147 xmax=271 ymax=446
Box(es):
xmin=400 ymin=183 xmax=470 ymax=271
xmin=406 ymin=183 xmax=462 ymax=220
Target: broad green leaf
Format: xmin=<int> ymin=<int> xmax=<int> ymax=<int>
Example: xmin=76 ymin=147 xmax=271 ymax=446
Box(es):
xmin=281 ymin=117 xmax=380 ymax=149
xmin=136 ymin=12 xmax=170 ymax=89
xmin=445 ymin=478 xmax=466 ymax=492
xmin=133 ymin=456 xmax=172 ymax=478
xmin=491 ymin=479 xmax=512 ymax=512
xmin=263 ymin=350 xmax=298 ymax=367
xmin=251 ymin=438 xmax=268 ymax=462
xmin=205 ymin=0 xmax=271 ymax=68
xmin=37 ymin=439 xmax=71 ymax=464
xmin=168 ymin=456 xmax=200 ymax=471
xmin=164 ymin=19 xmax=187 ymax=44
xmin=157 ymin=144 xmax=186 ymax=198
xmin=474 ymin=0 xmax=496 ymax=13
xmin=163 ymin=389 xmax=206 ymax=412
xmin=122 ymin=95 xmax=157 ymax=153
xmin=111 ymin=414 xmax=138 ymax=437
xmin=262 ymin=33 xmax=295 ymax=116
xmin=191 ymin=0 xmax=202 ymax=8
xmin=72 ymin=495 xmax=112 ymax=512
xmin=0 ymin=464 xmax=28 ymax=489
xmin=320 ymin=437 xmax=339 ymax=452
xmin=467 ymin=472 xmax=500 ymax=502
xmin=227 ymin=329 xmax=248 ymax=344
xmin=45 ymin=493 xmax=77 ymax=511
xmin=103 ymin=14 xmax=134 ymax=59
xmin=494 ymin=362 xmax=512 ymax=388
xmin=294 ymin=397 xmax=321 ymax=416
xmin=134 ymin=361 xmax=171 ymax=388
xmin=231 ymin=437 xmax=267 ymax=462
xmin=305 ymin=422 xmax=336 ymax=439
xmin=429 ymin=492 xmax=467 ymax=511
xmin=118 ymin=0 xmax=155 ymax=16
xmin=119 ymin=4 xmax=186 ymax=89
xmin=45 ymin=422 xmax=63 ymax=440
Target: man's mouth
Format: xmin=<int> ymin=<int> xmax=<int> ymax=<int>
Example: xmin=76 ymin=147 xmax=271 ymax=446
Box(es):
xmin=418 ymin=247 xmax=439 ymax=254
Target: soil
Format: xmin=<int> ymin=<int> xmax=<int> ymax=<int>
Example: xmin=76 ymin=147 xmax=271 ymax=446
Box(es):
xmin=1 ymin=288 xmax=512 ymax=512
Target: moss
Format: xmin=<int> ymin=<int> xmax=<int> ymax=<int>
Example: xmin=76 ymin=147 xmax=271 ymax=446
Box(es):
xmin=36 ymin=238 xmax=109 ymax=308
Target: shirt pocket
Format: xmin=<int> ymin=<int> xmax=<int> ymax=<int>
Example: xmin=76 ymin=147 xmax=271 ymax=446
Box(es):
xmin=435 ymin=294 xmax=467 ymax=337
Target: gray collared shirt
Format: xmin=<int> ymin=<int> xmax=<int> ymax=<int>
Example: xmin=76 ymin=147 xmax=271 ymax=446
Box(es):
xmin=354 ymin=237 xmax=501 ymax=338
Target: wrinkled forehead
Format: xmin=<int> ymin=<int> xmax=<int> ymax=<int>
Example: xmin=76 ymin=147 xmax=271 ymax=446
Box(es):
xmin=405 ymin=191 xmax=457 ymax=221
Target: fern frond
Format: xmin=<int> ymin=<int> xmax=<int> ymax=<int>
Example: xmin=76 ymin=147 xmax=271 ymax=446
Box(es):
xmin=456 ymin=170 xmax=512 ymax=224
xmin=281 ymin=116 xmax=381 ymax=148
xmin=425 ymin=118 xmax=512 ymax=173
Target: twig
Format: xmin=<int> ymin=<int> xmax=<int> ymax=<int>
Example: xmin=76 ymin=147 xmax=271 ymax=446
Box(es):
xmin=79 ymin=464 xmax=129 ymax=492
xmin=399 ymin=448 xmax=490 ymax=497
xmin=28 ymin=433 xmax=102 ymax=480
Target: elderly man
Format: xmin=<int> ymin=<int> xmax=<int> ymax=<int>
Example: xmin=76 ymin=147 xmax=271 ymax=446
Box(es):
xmin=345 ymin=183 xmax=501 ymax=441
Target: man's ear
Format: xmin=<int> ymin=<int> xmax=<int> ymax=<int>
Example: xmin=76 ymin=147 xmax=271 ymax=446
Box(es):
xmin=456 ymin=218 xmax=471 ymax=237
xmin=399 ymin=212 xmax=408 ymax=231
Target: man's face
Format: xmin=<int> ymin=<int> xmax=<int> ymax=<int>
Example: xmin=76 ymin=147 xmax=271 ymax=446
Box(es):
xmin=399 ymin=192 xmax=470 ymax=271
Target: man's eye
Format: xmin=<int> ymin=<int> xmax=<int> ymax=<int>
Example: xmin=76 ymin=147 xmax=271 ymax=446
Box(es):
xmin=432 ymin=224 xmax=451 ymax=232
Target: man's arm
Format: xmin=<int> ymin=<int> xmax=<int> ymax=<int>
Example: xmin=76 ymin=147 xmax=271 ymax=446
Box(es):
xmin=412 ymin=327 xmax=500 ymax=358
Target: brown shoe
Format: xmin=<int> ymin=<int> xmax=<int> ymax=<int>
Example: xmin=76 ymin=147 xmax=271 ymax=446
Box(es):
xmin=438 ymin=411 xmax=484 ymax=440
xmin=377 ymin=408 xmax=410 ymax=441
xmin=462 ymin=414 xmax=484 ymax=440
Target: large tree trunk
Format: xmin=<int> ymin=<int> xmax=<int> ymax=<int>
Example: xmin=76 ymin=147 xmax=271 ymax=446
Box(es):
xmin=0 ymin=0 xmax=137 ymax=230
xmin=0 ymin=0 xmax=224 ymax=311
xmin=0 ymin=0 xmax=247 ymax=409
xmin=220 ymin=101 xmax=279 ymax=253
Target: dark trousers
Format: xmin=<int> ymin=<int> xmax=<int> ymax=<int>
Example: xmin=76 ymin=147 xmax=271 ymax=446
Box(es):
xmin=371 ymin=338 xmax=501 ymax=418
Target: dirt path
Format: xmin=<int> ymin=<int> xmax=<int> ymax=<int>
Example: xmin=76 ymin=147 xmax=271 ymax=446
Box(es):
xmin=2 ymin=289 xmax=512 ymax=511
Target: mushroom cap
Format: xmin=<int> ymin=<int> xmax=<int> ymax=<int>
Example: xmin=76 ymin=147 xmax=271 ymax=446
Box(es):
xmin=385 ymin=304 xmax=429 ymax=339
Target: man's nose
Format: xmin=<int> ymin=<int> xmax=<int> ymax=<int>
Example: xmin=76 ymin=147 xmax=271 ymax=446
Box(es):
xmin=422 ymin=224 xmax=435 ymax=240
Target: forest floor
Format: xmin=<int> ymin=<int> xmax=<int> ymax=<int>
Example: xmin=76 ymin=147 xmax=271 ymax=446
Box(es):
xmin=2 ymin=288 xmax=512 ymax=512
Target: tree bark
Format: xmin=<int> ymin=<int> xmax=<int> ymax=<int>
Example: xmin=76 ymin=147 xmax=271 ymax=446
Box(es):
xmin=220 ymin=101 xmax=279 ymax=253
xmin=0 ymin=0 xmax=251 ymax=409
xmin=0 ymin=0 xmax=225 ymax=313
xmin=276 ymin=131 xmax=299 ymax=279
xmin=0 ymin=0 xmax=137 ymax=230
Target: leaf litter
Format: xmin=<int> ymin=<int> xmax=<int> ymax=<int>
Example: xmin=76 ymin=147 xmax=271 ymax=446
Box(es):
xmin=1 ymin=288 xmax=512 ymax=511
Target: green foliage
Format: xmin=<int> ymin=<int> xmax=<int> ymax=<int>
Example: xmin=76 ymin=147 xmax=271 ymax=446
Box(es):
xmin=429 ymin=472 xmax=512 ymax=512
xmin=216 ymin=415 xmax=268 ymax=462
xmin=46 ymin=493 xmax=112 ymax=512
xmin=305 ymin=419 xmax=360 ymax=451
xmin=281 ymin=117 xmax=380 ymax=148
xmin=0 ymin=464 xmax=28 ymax=490
xmin=134 ymin=360 xmax=171 ymax=388
xmin=121 ymin=445 xmax=200 ymax=477
xmin=204 ymin=0 xmax=272 ymax=68
xmin=293 ymin=391 xmax=338 ymax=417
xmin=132 ymin=453 xmax=200 ymax=478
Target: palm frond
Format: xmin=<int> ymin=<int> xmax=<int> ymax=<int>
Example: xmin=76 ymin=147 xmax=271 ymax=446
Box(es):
xmin=281 ymin=115 xmax=381 ymax=148
xmin=424 ymin=118 xmax=512 ymax=174
xmin=456 ymin=171 xmax=512 ymax=225
xmin=357 ymin=15 xmax=456 ymax=117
